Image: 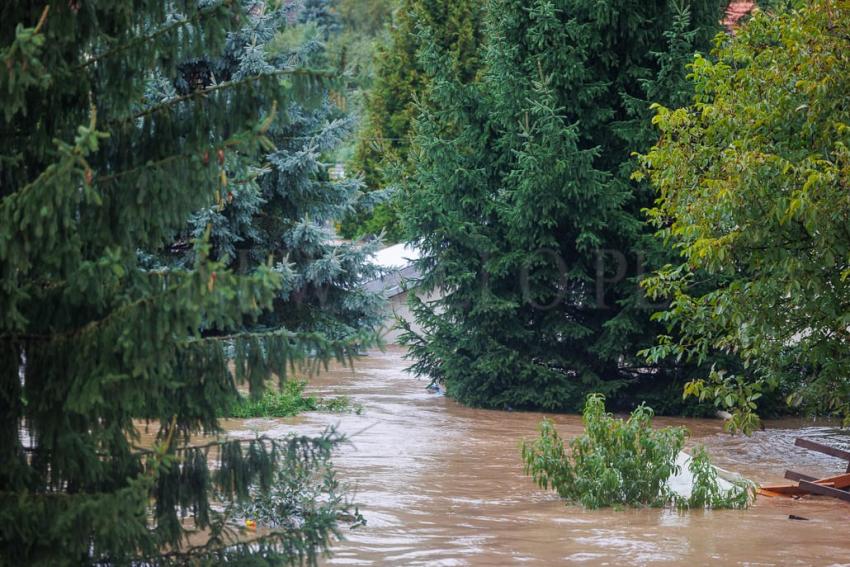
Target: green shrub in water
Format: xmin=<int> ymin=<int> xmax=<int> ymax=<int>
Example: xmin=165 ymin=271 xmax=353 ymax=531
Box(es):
xmin=521 ymin=394 xmax=751 ymax=509
xmin=228 ymin=381 xmax=363 ymax=418
xmin=678 ymin=446 xmax=753 ymax=510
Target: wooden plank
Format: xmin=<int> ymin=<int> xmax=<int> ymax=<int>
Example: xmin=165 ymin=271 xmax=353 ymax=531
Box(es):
xmin=795 ymin=438 xmax=850 ymax=461
xmin=816 ymin=473 xmax=850 ymax=489
xmin=798 ymin=480 xmax=850 ymax=503
xmin=786 ymin=470 xmax=850 ymax=489
xmin=759 ymin=484 xmax=808 ymax=496
xmin=785 ymin=470 xmax=817 ymax=483
xmin=757 ymin=488 xmax=790 ymax=498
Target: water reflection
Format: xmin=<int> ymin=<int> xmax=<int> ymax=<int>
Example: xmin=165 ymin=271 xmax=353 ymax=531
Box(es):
xmin=224 ymin=347 xmax=850 ymax=566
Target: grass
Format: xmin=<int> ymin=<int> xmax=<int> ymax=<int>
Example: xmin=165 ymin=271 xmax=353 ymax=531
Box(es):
xmin=227 ymin=380 xmax=363 ymax=418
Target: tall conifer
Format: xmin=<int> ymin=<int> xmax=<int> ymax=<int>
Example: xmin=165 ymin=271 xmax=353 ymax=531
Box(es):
xmin=163 ymin=2 xmax=386 ymax=346
xmin=402 ymin=0 xmax=724 ymax=410
xmin=341 ymin=0 xmax=484 ymax=241
xmin=0 ymin=2 xmax=377 ymax=563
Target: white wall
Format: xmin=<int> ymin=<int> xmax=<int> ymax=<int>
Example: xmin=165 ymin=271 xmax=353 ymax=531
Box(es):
xmin=379 ymin=288 xmax=441 ymax=344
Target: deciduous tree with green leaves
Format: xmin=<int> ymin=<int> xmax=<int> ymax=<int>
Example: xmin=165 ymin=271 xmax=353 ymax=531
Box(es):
xmin=521 ymin=395 xmax=752 ymax=509
xmin=638 ymin=0 xmax=850 ymax=432
xmin=0 ymin=1 xmax=377 ymax=564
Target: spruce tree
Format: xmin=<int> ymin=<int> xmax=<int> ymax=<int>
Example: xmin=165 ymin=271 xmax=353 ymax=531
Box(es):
xmin=401 ymin=0 xmax=724 ymax=411
xmin=163 ymin=1 xmax=385 ymax=347
xmin=0 ymin=2 xmax=376 ymax=564
xmin=340 ymin=0 xmax=484 ymax=241
xmin=299 ymin=0 xmax=342 ymax=37
xmin=336 ymin=0 xmax=396 ymax=36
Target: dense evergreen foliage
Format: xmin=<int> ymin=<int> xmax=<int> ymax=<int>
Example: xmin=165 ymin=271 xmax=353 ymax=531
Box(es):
xmin=161 ymin=1 xmax=385 ymax=347
xmin=639 ymin=0 xmax=850 ymax=431
xmin=4 ymin=0 xmax=848 ymax=560
xmin=329 ymin=0 xmax=396 ymax=98
xmin=0 ymin=1 xmax=379 ymax=564
xmin=340 ymin=0 xmax=484 ymax=242
xmin=401 ymin=0 xmax=725 ymax=411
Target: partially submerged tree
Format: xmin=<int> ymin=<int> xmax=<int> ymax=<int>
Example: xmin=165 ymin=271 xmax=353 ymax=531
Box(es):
xmin=401 ymin=0 xmax=725 ymax=411
xmin=639 ymin=0 xmax=850 ymax=432
xmin=0 ymin=2 xmax=376 ymax=564
xmin=522 ymin=395 xmax=752 ymax=509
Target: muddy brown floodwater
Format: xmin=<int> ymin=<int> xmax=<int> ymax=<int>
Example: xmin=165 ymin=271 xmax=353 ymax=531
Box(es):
xmin=222 ymin=347 xmax=850 ymax=566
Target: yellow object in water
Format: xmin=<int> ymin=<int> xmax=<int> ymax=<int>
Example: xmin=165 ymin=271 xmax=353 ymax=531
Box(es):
xmin=245 ymin=519 xmax=257 ymax=531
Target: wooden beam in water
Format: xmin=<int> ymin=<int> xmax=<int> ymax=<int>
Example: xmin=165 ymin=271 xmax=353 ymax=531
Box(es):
xmin=821 ymin=473 xmax=850 ymax=489
xmin=759 ymin=483 xmax=808 ymax=496
xmin=795 ymin=438 xmax=850 ymax=462
xmin=798 ymin=480 xmax=850 ymax=504
xmin=784 ymin=470 xmax=817 ymax=483
xmin=761 ymin=476 xmax=847 ymax=496
xmin=786 ymin=470 xmax=850 ymax=489
xmin=757 ymin=488 xmax=791 ymax=498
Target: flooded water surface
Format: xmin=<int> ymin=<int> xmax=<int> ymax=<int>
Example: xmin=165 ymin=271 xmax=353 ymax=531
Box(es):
xmin=224 ymin=348 xmax=850 ymax=566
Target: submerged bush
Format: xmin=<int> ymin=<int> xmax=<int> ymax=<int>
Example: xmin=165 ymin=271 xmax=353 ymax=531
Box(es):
xmin=521 ymin=394 xmax=751 ymax=509
xmin=227 ymin=381 xmax=363 ymax=418
xmin=677 ymin=446 xmax=753 ymax=510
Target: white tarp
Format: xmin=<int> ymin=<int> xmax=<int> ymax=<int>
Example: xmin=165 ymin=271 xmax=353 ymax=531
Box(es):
xmin=666 ymin=451 xmax=741 ymax=499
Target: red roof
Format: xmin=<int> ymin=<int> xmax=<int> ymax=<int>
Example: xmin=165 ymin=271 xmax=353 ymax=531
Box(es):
xmin=724 ymin=1 xmax=756 ymax=30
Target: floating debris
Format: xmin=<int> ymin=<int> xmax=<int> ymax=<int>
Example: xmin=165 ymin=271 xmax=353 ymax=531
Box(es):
xmin=758 ymin=438 xmax=850 ymax=504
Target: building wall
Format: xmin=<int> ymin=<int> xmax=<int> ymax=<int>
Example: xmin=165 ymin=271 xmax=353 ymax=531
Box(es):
xmin=379 ymin=288 xmax=441 ymax=344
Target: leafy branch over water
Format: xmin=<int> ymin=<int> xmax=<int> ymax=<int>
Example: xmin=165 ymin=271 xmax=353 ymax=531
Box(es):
xmin=521 ymin=394 xmax=752 ymax=510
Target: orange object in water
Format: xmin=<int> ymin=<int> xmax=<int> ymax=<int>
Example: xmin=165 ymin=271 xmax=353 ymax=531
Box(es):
xmin=245 ymin=519 xmax=257 ymax=531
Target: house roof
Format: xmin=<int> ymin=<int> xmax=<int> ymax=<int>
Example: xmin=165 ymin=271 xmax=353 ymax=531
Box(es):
xmin=365 ymin=243 xmax=422 ymax=298
xmin=724 ymin=1 xmax=756 ymax=30
xmin=371 ymin=243 xmax=421 ymax=270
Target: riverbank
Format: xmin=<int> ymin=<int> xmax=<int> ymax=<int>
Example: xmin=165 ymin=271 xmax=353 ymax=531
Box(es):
xmin=224 ymin=347 xmax=850 ymax=565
